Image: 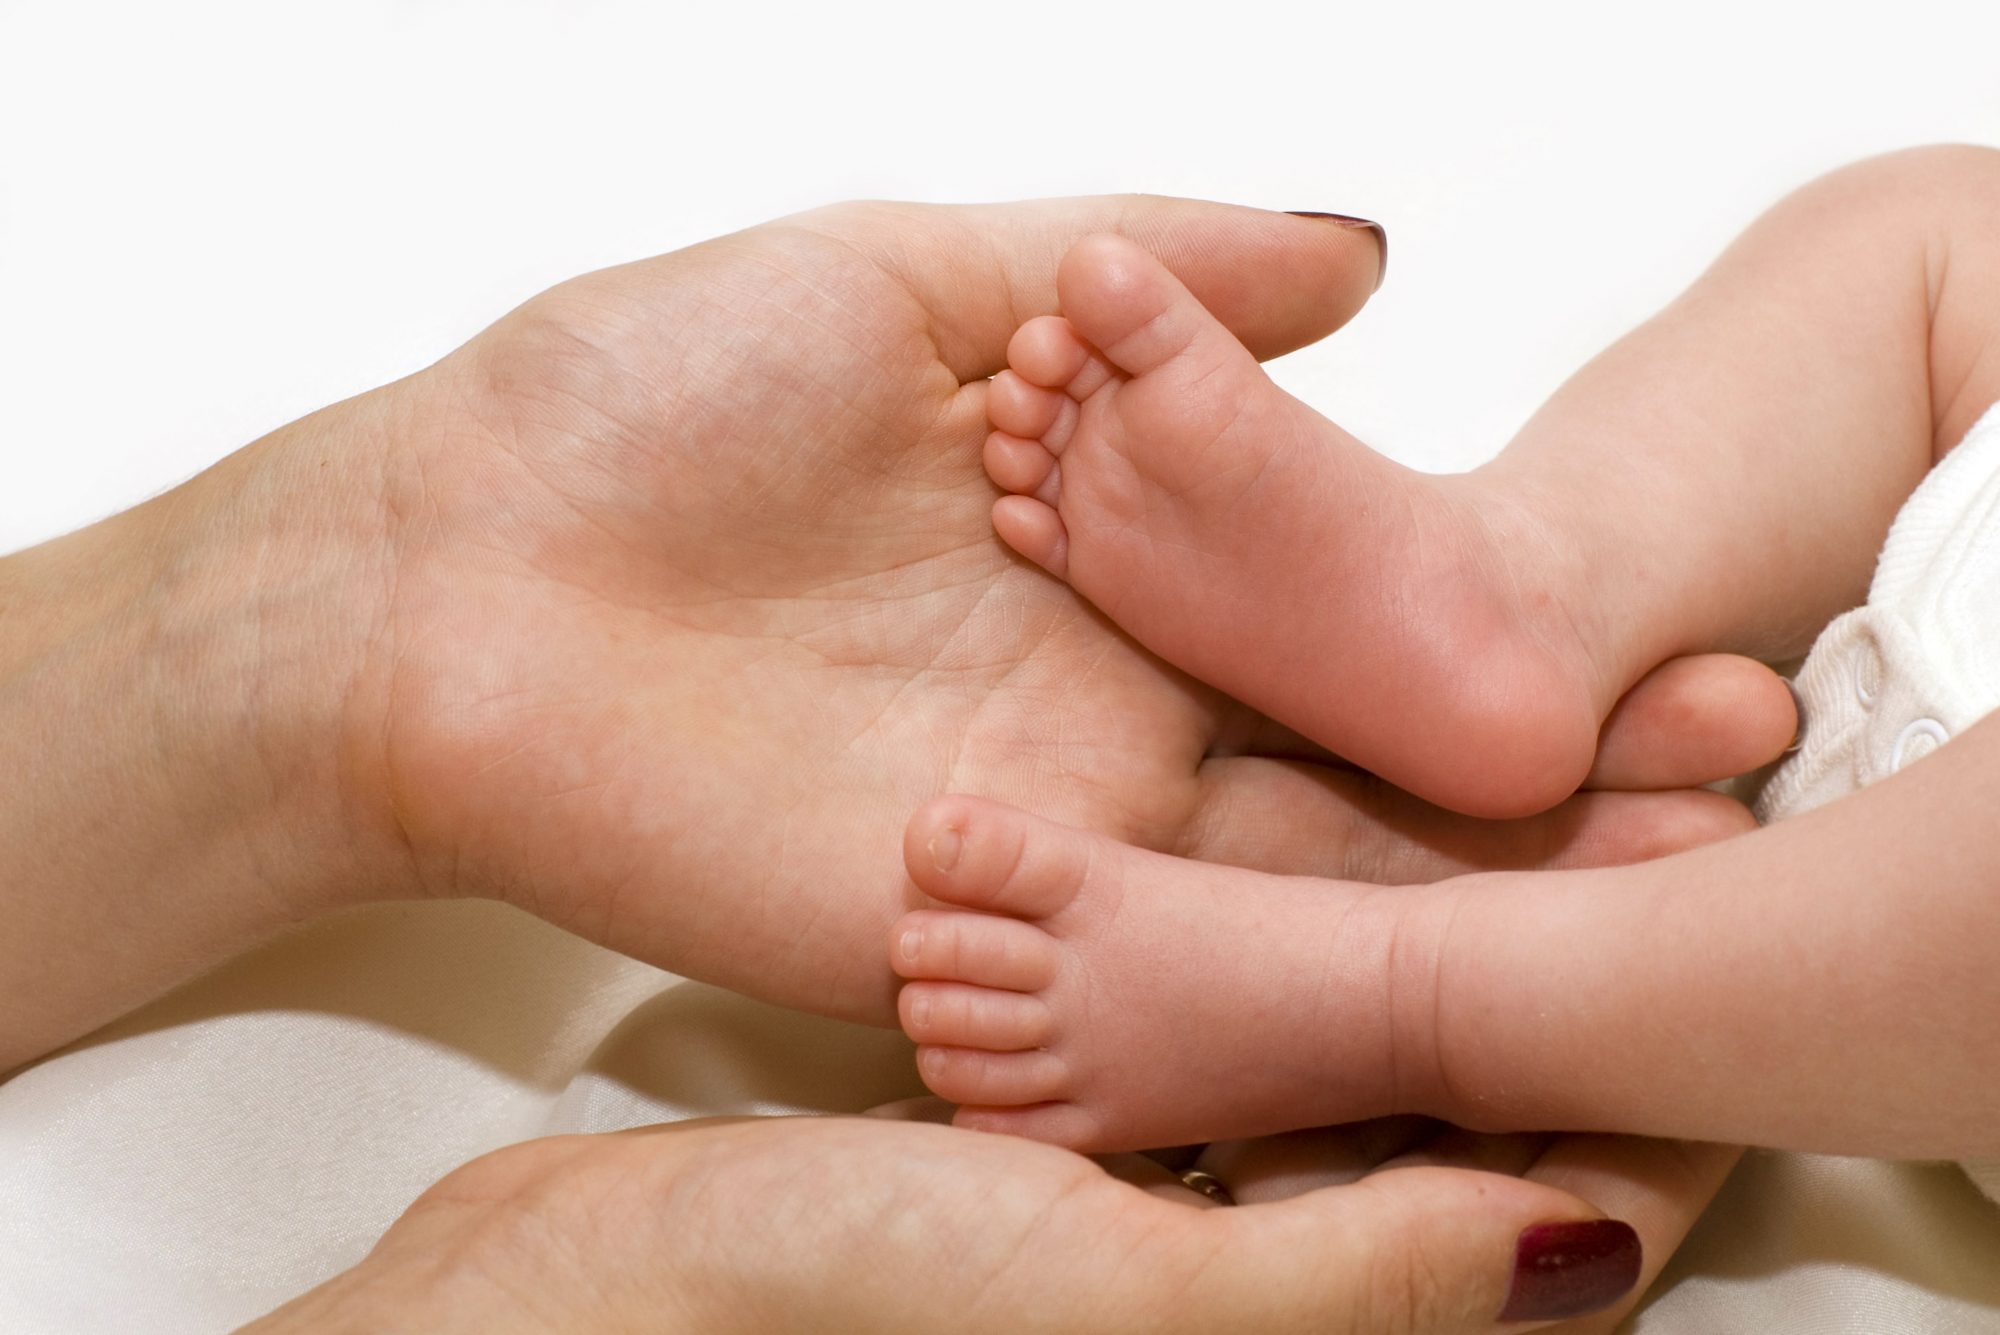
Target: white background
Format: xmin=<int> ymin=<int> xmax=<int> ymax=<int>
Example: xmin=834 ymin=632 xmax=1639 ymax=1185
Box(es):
xmin=4 ymin=0 xmax=1997 ymax=554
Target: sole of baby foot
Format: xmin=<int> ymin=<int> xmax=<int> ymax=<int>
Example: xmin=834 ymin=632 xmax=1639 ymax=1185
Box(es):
xmin=889 ymin=794 xmax=1426 ymax=1153
xmin=983 ymin=233 xmax=1611 ymax=818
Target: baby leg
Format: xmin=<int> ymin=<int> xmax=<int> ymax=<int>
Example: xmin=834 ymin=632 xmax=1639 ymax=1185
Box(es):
xmin=895 ymin=711 xmax=2000 ymax=1156
xmin=922 ymin=147 xmax=2000 ymax=1155
xmin=1414 ymin=708 xmax=2000 ymax=1157
xmin=988 ymin=146 xmax=2000 ymax=813
xmin=1479 ymin=143 xmax=2000 ymax=670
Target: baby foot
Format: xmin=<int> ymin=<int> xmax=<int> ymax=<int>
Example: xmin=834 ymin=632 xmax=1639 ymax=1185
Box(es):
xmin=889 ymin=794 xmax=1417 ymax=1152
xmin=983 ymin=234 xmax=1607 ymax=818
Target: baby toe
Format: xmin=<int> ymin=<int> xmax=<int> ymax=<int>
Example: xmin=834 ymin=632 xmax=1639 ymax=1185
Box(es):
xmin=902 ymin=794 xmax=1093 ymax=917
xmin=992 ymin=496 xmax=1069 ymax=575
xmin=1056 ymin=233 xmax=1242 ymax=382
xmin=987 ymin=370 xmax=1066 ymax=440
xmin=890 ymin=910 xmax=1061 ymax=991
xmin=1008 ymin=315 xmax=1093 ymax=388
xmin=918 ymin=1045 xmax=1069 ymax=1107
xmin=899 ymin=981 xmax=1055 ymax=1051
xmin=984 ymin=431 xmax=1059 ymax=498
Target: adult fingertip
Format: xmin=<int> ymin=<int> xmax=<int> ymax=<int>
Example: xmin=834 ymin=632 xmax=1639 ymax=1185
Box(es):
xmin=1498 ymin=1218 xmax=1642 ymax=1324
xmin=1186 ymin=1165 xmax=1650 ymax=1334
xmin=1588 ymin=653 xmax=1797 ymax=790
xmin=1574 ymin=788 xmax=1757 ymax=868
xmin=1285 ymin=211 xmax=1390 ymax=291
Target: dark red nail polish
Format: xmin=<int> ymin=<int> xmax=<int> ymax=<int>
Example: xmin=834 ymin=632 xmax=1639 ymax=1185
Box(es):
xmin=1499 ymin=1220 xmax=1641 ymax=1323
xmin=1285 ymin=211 xmax=1389 ymax=290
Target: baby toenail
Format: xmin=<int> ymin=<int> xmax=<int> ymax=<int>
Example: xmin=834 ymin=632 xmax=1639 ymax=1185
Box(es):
xmin=920 ymin=1048 xmax=947 ymax=1078
xmin=910 ymin=992 xmax=932 ymax=1028
xmin=929 ymin=827 xmax=963 ymax=873
xmin=899 ymin=928 xmax=923 ymax=964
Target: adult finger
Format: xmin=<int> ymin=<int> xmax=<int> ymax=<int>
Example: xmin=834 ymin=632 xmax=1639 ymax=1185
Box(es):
xmin=1168 ymin=1165 xmax=1646 ymax=1331
xmin=1186 ymin=1126 xmax=1729 ymax=1331
xmin=786 ymin=196 xmax=1387 ymax=380
xmin=1180 ymin=755 xmax=1754 ymax=883
xmin=1260 ymin=1123 xmax=1732 ymax=1328
xmin=1215 ymin=652 xmax=1797 ymax=794
xmin=1373 ymin=1126 xmax=1555 ymax=1179
xmin=1585 ymin=654 xmax=1797 ymax=791
xmin=1520 ymin=1136 xmax=1740 ymax=1334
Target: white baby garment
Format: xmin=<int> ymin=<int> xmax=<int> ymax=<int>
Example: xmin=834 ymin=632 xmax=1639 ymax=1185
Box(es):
xmin=1753 ymin=397 xmax=2000 ymax=1202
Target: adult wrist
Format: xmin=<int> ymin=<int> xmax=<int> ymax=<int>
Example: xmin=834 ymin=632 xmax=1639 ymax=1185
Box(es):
xmin=0 ymin=385 xmax=417 ymax=1068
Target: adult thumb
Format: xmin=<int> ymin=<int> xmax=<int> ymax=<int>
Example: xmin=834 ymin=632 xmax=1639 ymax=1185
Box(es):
xmin=1161 ymin=1165 xmax=1641 ymax=1333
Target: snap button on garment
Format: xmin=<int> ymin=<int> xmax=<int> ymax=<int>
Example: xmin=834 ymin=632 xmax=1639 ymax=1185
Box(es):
xmin=1889 ymin=717 xmax=1950 ymax=771
xmin=1853 ymin=641 xmax=1882 ymax=706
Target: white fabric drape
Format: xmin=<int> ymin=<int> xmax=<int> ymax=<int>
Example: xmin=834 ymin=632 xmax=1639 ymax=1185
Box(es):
xmin=9 ymin=897 xmax=2000 ymax=1332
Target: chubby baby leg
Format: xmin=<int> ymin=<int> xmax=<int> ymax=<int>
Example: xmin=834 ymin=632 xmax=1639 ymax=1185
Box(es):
xmin=887 ymin=784 xmax=1752 ymax=1151
xmin=897 ymin=711 xmax=2000 ymax=1158
xmin=1478 ymin=144 xmax=2000 ymax=671
xmin=986 ymin=147 xmax=2000 ymax=818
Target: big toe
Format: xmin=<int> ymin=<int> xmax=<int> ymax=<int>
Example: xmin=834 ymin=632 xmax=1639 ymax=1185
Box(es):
xmin=902 ymin=795 xmax=1093 ymax=917
xmin=1056 ymin=233 xmax=1253 ymax=382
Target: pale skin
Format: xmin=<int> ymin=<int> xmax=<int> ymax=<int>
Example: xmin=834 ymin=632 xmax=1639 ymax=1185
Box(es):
xmin=243 ymin=1103 xmax=1731 ymax=1335
xmin=0 ymin=195 xmax=1787 ymax=1073
xmin=0 ymin=196 xmax=1787 ymax=1328
xmin=3 ymin=196 xmax=1408 ymax=1069
xmin=896 ymin=144 xmax=2000 ymax=1155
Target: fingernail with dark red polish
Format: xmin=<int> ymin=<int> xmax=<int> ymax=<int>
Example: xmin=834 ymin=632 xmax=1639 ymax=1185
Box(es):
xmin=1285 ymin=211 xmax=1389 ymax=290
xmin=1499 ymin=1220 xmax=1641 ymax=1323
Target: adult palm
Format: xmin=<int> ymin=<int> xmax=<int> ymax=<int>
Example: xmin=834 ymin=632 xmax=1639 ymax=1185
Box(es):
xmin=252 ymin=1104 xmax=1724 ymax=1333
xmin=354 ymin=198 xmax=1773 ymax=1023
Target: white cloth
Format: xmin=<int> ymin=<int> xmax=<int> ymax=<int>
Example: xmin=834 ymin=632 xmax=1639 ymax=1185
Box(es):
xmin=1630 ymin=401 xmax=2000 ymax=1332
xmin=1754 ymin=402 xmax=2000 ymax=834
xmin=1634 ymin=1151 xmax=2000 ymax=1333
xmin=0 ymin=903 xmax=926 ymax=1331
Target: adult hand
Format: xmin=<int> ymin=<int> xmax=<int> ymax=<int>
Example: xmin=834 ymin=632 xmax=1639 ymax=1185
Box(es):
xmin=1 ymin=196 xmax=1795 ymax=1070
xmin=0 ymin=197 xmax=1786 ymax=1329
xmin=240 ymin=707 xmax=1763 ymax=1335
xmin=243 ymin=1105 xmax=1721 ymax=1334
xmin=287 ymin=199 xmax=1790 ymax=1017
xmin=1193 ymin=1120 xmax=1737 ymax=1335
